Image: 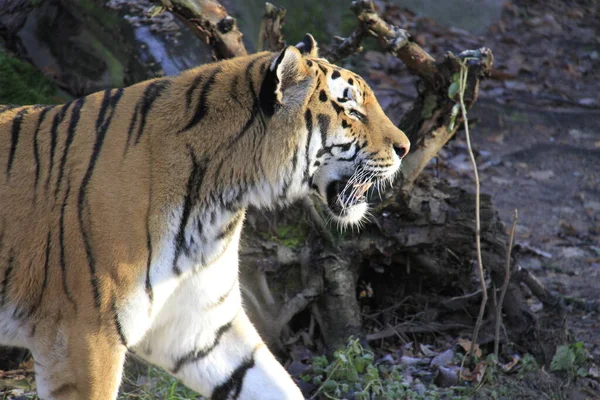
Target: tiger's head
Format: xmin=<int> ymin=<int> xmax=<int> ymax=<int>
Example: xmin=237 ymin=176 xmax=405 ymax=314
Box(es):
xmin=258 ymin=34 xmax=410 ymax=226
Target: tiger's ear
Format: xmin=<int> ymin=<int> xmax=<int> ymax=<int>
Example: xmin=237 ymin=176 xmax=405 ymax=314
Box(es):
xmin=295 ymin=33 xmax=319 ymax=57
xmin=259 ymin=45 xmax=313 ymax=115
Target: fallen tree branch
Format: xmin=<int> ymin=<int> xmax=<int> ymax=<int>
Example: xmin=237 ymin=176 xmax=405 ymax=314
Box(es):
xmin=151 ymin=0 xmax=247 ymax=59
xmin=324 ymin=27 xmax=367 ymax=64
xmin=350 ymin=0 xmax=438 ymax=85
xmin=515 ymin=266 xmax=563 ymax=310
xmin=257 ymin=2 xmax=286 ymax=52
xmin=366 ymin=322 xmax=471 ymax=341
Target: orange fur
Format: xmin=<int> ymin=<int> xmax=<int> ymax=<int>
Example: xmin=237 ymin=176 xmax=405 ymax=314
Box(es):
xmin=0 ymin=40 xmax=409 ymax=399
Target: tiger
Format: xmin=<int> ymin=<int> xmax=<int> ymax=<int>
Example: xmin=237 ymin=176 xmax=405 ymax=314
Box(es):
xmin=0 ymin=34 xmax=410 ymax=399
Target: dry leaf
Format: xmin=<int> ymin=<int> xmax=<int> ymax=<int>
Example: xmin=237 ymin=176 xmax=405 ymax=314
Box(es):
xmin=473 ymin=361 xmax=487 ymax=383
xmin=501 ymin=355 xmax=520 ymax=372
xmin=457 ymin=338 xmax=482 ymax=358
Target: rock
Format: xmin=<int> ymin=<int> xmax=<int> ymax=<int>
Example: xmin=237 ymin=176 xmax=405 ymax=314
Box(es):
xmin=287 ymin=360 xmax=310 ymax=376
xmin=400 ymin=356 xmax=429 ymax=366
xmin=430 ymin=349 xmax=454 ymax=368
xmin=434 ymin=366 xmax=459 ymax=387
xmin=584 ymin=201 xmax=600 ymax=213
xmin=528 ymin=170 xmax=555 ymax=181
xmin=560 ymin=247 xmax=587 ymax=259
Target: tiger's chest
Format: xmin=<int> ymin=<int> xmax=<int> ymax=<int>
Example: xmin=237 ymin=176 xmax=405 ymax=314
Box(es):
xmin=117 ymin=208 xmax=245 ymax=347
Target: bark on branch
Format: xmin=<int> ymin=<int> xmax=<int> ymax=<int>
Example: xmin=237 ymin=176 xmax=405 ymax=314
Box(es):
xmin=258 ymin=2 xmax=287 ymax=52
xmin=151 ymin=0 xmax=247 ymax=59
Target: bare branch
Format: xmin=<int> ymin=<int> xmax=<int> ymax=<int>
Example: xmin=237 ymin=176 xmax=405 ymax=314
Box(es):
xmin=258 ymin=2 xmax=286 ymax=52
xmin=495 ymin=209 xmax=518 ymax=358
xmin=152 ymin=0 xmax=247 ymax=60
xmin=324 ymin=27 xmax=367 ymax=64
xmin=350 ymin=0 xmax=437 ymax=85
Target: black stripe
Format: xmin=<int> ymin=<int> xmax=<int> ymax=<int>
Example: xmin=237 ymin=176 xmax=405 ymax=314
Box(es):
xmin=317 ymin=63 xmax=328 ymax=75
xmin=341 ymin=119 xmax=351 ymax=129
xmin=331 ymin=70 xmax=341 ymax=79
xmin=211 ymin=355 xmax=256 ymax=400
xmin=172 ymin=150 xmax=205 ymax=275
xmin=348 ymin=78 xmax=354 ymax=85
xmin=55 ymin=97 xmax=85 ymax=199
xmin=144 ymin=199 xmax=153 ymax=305
xmin=216 ymin=213 xmax=242 ymax=240
xmin=136 ymin=81 xmax=170 ymax=144
xmin=7 ymin=109 xmax=28 ymax=177
xmin=125 ymin=103 xmax=140 ymax=153
xmin=78 ymin=89 xmax=123 ymax=309
xmin=28 ymin=230 xmax=51 ymax=317
xmin=186 ymin=75 xmax=204 ymax=110
xmin=229 ymin=76 xmax=245 ymax=109
xmin=0 ymin=252 xmax=15 ymax=307
xmin=112 ymin=295 xmax=127 ymax=347
xmin=33 ymin=107 xmax=53 ymax=193
xmin=59 ymin=180 xmax=77 ymax=310
xmin=318 ymin=114 xmax=330 ymax=148
xmin=172 ymin=319 xmax=234 ymax=374
xmin=47 ymin=102 xmax=73 ymax=190
xmin=179 ymin=68 xmax=220 ymax=133
xmin=330 ymin=100 xmax=344 ymax=114
xmin=211 ymin=279 xmax=237 ymax=308
xmin=228 ymin=56 xmax=270 ymax=149
xmin=303 ymin=109 xmax=313 ymax=182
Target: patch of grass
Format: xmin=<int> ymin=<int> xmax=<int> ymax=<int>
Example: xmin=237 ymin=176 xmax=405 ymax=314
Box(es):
xmin=119 ymin=365 xmax=202 ymax=400
xmin=302 ymin=338 xmax=468 ymax=400
xmin=262 ymin=222 xmax=310 ymax=249
xmin=0 ymin=50 xmax=59 ymax=105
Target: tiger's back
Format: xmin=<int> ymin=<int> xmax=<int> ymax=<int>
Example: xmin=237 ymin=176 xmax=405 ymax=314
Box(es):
xmin=0 ymin=35 xmax=410 ymax=400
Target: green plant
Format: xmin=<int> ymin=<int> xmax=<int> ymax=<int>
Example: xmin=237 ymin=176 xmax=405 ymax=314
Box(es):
xmin=550 ymin=342 xmax=589 ymax=381
xmin=118 ymin=365 xmax=200 ymax=399
xmin=0 ymin=50 xmax=60 ymax=105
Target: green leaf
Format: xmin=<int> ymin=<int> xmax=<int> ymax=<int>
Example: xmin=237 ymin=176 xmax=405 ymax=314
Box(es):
xmin=336 ymin=352 xmax=348 ymax=363
xmin=448 ymin=81 xmax=460 ymax=99
xmin=323 ymin=379 xmax=338 ymax=391
xmin=551 ymin=345 xmax=575 ymax=372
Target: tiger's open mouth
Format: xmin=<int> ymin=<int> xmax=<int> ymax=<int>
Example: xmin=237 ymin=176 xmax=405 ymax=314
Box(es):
xmin=325 ymin=178 xmax=373 ymax=217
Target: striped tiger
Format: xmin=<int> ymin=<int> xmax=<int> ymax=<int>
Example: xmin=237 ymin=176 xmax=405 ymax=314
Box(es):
xmin=0 ymin=34 xmax=410 ymax=399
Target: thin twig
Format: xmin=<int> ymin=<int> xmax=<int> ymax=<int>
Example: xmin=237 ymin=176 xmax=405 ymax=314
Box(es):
xmin=494 ymin=209 xmax=518 ymax=358
xmin=457 ymin=60 xmax=487 ymax=358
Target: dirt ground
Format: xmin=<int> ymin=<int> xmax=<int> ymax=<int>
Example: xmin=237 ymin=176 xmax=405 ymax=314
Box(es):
xmin=369 ymin=0 xmax=599 ymax=364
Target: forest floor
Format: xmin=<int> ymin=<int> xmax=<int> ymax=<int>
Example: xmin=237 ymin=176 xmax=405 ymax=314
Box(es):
xmin=359 ymin=0 xmax=599 ymax=398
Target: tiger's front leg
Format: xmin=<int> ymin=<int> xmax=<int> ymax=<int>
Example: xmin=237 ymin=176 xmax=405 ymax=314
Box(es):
xmin=132 ymin=268 xmax=303 ymax=399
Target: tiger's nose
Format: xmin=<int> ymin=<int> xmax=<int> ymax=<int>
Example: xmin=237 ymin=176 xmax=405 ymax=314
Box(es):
xmin=393 ymin=143 xmax=410 ymax=159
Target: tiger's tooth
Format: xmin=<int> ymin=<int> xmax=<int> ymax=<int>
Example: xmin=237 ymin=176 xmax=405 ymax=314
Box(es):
xmin=352 ymin=182 xmax=372 ymax=198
